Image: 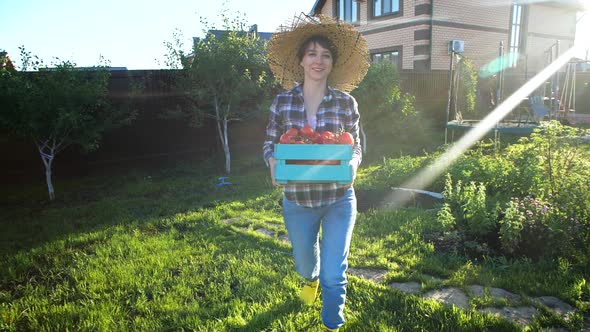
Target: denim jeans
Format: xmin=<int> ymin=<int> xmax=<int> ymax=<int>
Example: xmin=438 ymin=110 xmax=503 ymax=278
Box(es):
xmin=282 ymin=187 xmax=357 ymax=330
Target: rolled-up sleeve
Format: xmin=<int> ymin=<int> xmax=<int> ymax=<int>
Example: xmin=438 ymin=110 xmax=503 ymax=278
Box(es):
xmin=262 ymin=95 xmax=281 ymax=166
xmin=347 ymin=96 xmax=362 ymax=168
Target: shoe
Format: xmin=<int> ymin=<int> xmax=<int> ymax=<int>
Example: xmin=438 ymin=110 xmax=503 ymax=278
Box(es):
xmin=299 ymin=279 xmax=319 ymax=305
xmin=323 ymin=324 xmax=339 ymax=331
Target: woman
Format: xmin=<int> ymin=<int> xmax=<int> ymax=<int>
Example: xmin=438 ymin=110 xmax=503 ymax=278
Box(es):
xmin=262 ymin=14 xmax=369 ymax=331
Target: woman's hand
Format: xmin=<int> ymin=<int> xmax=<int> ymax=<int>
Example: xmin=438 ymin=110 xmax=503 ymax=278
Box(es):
xmin=268 ymin=157 xmax=282 ymax=187
xmin=349 ymin=160 xmax=358 ymax=185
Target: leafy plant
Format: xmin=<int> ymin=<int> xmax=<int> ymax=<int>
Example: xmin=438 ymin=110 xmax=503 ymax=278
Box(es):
xmin=165 ymin=9 xmax=274 ymax=174
xmin=0 ymin=47 xmax=136 ymax=200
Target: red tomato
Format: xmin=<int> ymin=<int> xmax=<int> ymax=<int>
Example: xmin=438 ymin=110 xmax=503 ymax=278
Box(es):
xmin=279 ymin=133 xmax=292 ymax=144
xmin=310 ymin=132 xmax=322 ymax=144
xmin=300 ymin=125 xmax=315 ymax=138
xmin=321 ymin=131 xmax=337 ymax=144
xmin=285 ymin=128 xmax=299 ymax=137
xmin=337 ymin=132 xmax=354 ymax=145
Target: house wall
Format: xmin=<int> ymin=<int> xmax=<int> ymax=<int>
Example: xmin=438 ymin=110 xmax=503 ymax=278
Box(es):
xmin=524 ymin=4 xmax=577 ymax=73
xmin=319 ymin=0 xmax=333 ymax=16
xmin=355 ymin=0 xmax=433 ymax=70
xmin=430 ymin=0 xmax=511 ymax=70
xmin=315 ymin=0 xmax=577 ymax=73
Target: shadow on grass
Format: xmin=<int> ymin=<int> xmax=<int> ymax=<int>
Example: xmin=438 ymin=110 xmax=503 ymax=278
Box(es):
xmin=0 ymin=160 xmax=277 ymax=256
xmin=235 ymin=298 xmax=305 ymax=332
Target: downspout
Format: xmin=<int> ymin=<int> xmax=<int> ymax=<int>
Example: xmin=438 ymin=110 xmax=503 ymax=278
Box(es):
xmin=430 ymin=0 xmax=434 ymax=70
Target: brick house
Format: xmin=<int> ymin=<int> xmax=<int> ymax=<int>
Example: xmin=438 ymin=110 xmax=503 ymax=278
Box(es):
xmin=310 ymin=0 xmax=584 ymax=74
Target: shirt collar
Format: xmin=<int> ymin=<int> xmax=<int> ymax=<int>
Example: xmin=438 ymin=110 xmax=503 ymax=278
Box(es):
xmin=292 ymin=83 xmax=335 ymax=102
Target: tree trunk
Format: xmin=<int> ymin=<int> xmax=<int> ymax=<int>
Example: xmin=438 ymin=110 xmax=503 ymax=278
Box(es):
xmin=223 ymin=115 xmax=230 ymax=174
xmin=37 ymin=139 xmax=57 ymax=200
xmin=213 ymin=97 xmax=232 ymax=174
xmin=45 ymin=161 xmax=55 ymax=200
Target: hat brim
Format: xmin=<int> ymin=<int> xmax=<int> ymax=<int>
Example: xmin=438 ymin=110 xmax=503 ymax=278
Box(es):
xmin=267 ymin=14 xmax=370 ymax=93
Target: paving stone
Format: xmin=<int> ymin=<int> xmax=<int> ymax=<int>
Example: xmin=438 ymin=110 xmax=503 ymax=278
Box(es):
xmin=422 ymin=274 xmax=444 ymax=283
xmin=478 ymin=306 xmax=537 ymax=328
xmin=254 ymin=228 xmax=274 ymax=237
xmin=489 ymin=287 xmax=521 ymax=302
xmin=467 ymin=285 xmax=520 ymax=302
xmin=389 ymin=281 xmax=422 ymax=294
xmin=533 ymin=296 xmax=576 ymax=318
xmin=422 ymin=287 xmax=469 ymax=309
xmin=468 ymin=285 xmax=486 ymax=297
xmin=348 ymin=268 xmax=388 ymax=283
xmin=221 ymin=217 xmax=243 ymax=225
xmin=265 ymin=221 xmax=278 ymax=228
xmin=278 ymin=234 xmax=290 ymax=243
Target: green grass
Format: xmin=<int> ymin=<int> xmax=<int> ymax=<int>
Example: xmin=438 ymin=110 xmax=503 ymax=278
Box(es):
xmin=0 ymin=155 xmax=587 ymax=331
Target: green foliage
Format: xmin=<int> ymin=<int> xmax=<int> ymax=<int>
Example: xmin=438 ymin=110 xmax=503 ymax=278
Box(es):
xmin=498 ymin=200 xmax=524 ymax=254
xmin=0 ymin=47 xmax=136 ymax=200
xmin=0 ymin=148 xmax=588 ymax=330
xmin=352 ymin=61 xmax=401 ymax=118
xmin=359 ymin=155 xmax=431 ymax=190
xmin=438 ymin=175 xmax=498 ymax=256
xmin=498 ymin=196 xmax=578 ymax=258
xmin=452 ymin=57 xmax=478 ymax=120
xmin=505 ymin=121 xmax=590 ymax=219
xmin=456 ymin=57 xmax=477 ymax=114
xmin=438 ymin=141 xmax=513 ymax=196
xmin=166 ymin=10 xmax=274 ymax=174
xmin=435 ymin=122 xmax=590 ymax=259
xmin=351 ymin=61 xmax=435 ymax=158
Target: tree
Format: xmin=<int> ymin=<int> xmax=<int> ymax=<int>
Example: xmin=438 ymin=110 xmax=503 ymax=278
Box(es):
xmin=166 ymin=12 xmax=273 ymax=174
xmin=0 ymin=47 xmax=136 ymax=200
xmin=351 ymin=61 xmax=414 ymax=153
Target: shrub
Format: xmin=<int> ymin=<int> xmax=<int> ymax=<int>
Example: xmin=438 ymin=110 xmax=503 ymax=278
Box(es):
xmin=499 ymin=195 xmax=586 ymax=259
xmin=436 ymin=175 xmax=499 ymax=257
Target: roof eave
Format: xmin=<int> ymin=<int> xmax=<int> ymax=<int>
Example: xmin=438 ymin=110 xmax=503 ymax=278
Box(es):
xmin=310 ymin=0 xmax=327 ymax=15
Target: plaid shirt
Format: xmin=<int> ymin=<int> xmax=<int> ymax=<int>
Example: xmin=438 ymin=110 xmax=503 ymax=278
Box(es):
xmin=263 ymin=84 xmax=362 ymax=208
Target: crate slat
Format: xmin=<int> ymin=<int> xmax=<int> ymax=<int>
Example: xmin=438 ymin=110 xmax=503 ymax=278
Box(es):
xmin=274 ymin=144 xmax=353 ymax=184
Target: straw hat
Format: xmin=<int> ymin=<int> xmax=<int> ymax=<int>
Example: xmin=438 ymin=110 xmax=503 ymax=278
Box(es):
xmin=267 ymin=13 xmax=370 ymax=93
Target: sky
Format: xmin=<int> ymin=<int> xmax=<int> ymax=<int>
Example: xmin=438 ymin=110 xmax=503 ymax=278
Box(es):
xmin=1 ymin=0 xmax=317 ymax=70
xmin=1 ymin=0 xmax=588 ymax=70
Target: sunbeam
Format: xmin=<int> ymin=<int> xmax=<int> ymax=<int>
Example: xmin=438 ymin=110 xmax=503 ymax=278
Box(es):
xmin=382 ymin=43 xmax=585 ymax=206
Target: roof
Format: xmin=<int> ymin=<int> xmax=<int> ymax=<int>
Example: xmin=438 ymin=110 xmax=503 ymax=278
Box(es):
xmin=532 ymin=0 xmax=589 ymax=10
xmin=310 ymin=0 xmax=326 ymax=15
xmin=208 ymin=29 xmax=273 ymax=41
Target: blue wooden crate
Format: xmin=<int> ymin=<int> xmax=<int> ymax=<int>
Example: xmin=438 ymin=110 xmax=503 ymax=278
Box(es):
xmin=274 ymin=144 xmax=353 ymax=184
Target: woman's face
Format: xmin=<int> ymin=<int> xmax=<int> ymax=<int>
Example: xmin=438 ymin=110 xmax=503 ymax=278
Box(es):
xmin=299 ymin=41 xmax=333 ymax=84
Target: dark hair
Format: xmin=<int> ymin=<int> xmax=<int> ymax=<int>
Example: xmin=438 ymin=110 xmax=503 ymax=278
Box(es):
xmin=296 ymin=35 xmax=338 ymax=65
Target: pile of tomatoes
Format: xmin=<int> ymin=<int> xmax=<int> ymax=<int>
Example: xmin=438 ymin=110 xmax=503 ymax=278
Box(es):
xmin=279 ymin=125 xmax=354 ymax=145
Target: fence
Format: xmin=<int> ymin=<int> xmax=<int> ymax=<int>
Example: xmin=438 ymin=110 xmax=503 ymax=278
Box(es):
xmin=397 ymin=69 xmax=590 ymax=124
xmin=0 ymin=70 xmax=219 ymax=184
xmin=3 ymin=68 xmax=588 ymax=183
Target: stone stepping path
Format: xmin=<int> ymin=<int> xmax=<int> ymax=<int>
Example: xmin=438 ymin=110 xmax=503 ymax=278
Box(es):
xmin=221 ymin=218 xmax=589 ymax=331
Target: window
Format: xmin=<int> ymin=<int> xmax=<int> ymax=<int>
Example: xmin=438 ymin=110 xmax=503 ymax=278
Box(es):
xmin=371 ymin=50 xmax=400 ymax=69
xmin=337 ymin=0 xmax=359 ymax=24
xmin=508 ymin=3 xmax=524 ymax=67
xmin=373 ymin=0 xmax=400 ymax=17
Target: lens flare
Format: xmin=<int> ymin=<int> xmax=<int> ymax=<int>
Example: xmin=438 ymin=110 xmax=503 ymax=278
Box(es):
xmin=479 ymin=52 xmax=520 ymax=78
xmin=382 ymin=45 xmax=582 ymax=207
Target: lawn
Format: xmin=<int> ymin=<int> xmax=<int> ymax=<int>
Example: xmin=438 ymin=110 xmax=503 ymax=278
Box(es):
xmin=0 ymin=149 xmax=588 ymax=331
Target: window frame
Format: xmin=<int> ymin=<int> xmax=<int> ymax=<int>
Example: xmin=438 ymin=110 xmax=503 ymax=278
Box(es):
xmin=335 ymin=0 xmax=360 ymax=24
xmin=508 ymin=3 xmax=526 ymax=67
xmin=370 ymin=0 xmax=402 ymax=20
xmin=370 ymin=46 xmax=402 ymax=69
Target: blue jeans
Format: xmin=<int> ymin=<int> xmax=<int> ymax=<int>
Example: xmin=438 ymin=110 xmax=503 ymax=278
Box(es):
xmin=282 ymin=187 xmax=357 ymax=330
